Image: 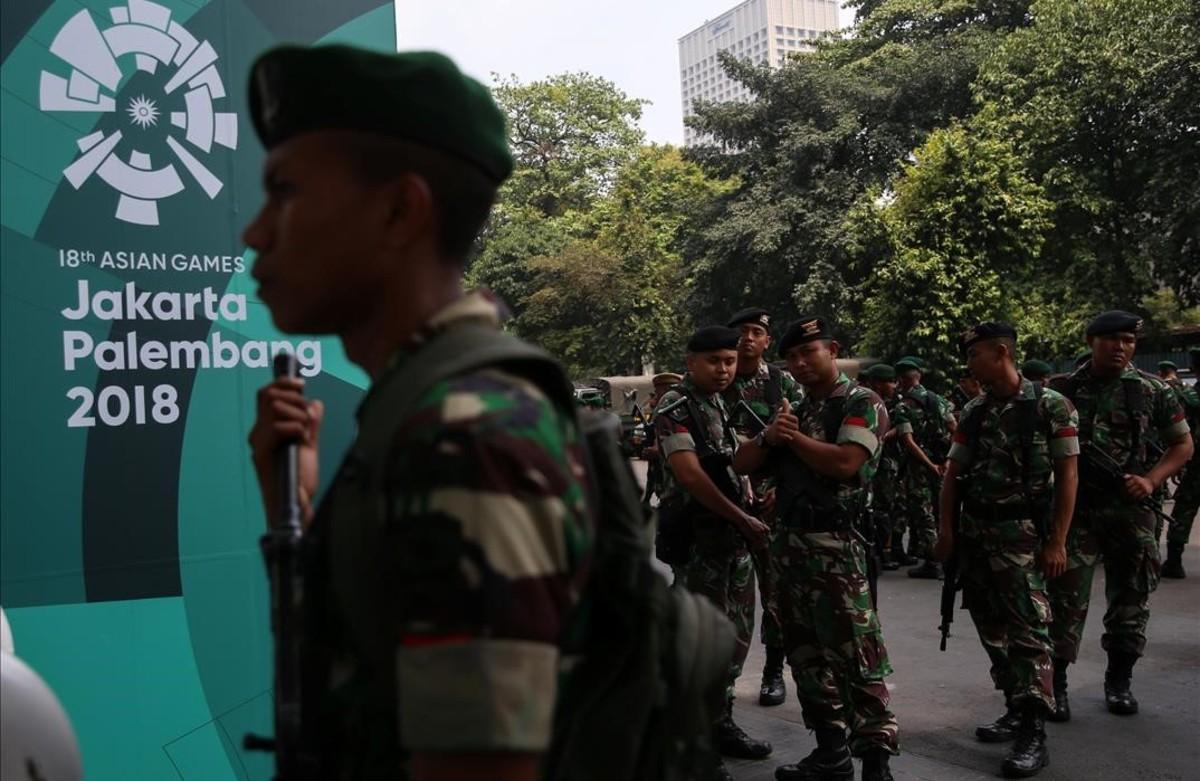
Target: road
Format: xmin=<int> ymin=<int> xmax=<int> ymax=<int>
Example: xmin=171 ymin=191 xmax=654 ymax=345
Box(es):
xmin=628 ymin=459 xmax=1200 ymax=780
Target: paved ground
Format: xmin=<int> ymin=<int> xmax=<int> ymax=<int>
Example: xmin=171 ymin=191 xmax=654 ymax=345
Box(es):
xmin=630 ymin=460 xmax=1200 ymax=780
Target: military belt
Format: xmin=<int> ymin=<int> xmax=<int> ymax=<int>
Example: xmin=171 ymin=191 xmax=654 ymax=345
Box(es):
xmin=779 ymin=504 xmax=852 ymax=534
xmin=962 ymin=500 xmax=1035 ymax=523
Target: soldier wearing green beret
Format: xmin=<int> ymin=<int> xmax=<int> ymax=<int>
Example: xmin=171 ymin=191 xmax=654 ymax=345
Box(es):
xmin=640 ymin=372 xmax=684 ymax=513
xmin=654 ymin=325 xmax=773 ymax=775
xmin=1163 ymin=348 xmax=1200 ymax=578
xmin=892 ymin=358 xmax=957 ymax=579
xmin=244 ymin=45 xmax=592 ymax=780
xmin=734 ymin=316 xmax=899 ymax=781
xmin=935 ymin=322 xmax=1080 ymax=778
xmin=1045 ymin=312 xmax=1193 ymax=721
xmin=949 ymin=367 xmax=983 ymax=420
xmin=1022 ymin=360 xmax=1054 ymax=389
xmin=722 ymin=307 xmax=804 ymax=707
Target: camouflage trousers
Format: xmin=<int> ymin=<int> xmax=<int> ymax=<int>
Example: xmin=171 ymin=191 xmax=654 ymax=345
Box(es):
xmin=775 ymin=529 xmax=899 ymax=755
xmin=958 ymin=517 xmax=1055 ymax=711
xmin=685 ymin=537 xmax=756 ymax=699
xmin=750 ymin=501 xmax=784 ymax=651
xmin=871 ymin=464 xmax=902 ymax=558
xmin=1047 ymin=507 xmax=1160 ymax=661
xmin=1167 ymin=461 xmax=1200 ymax=548
xmin=902 ymin=468 xmax=941 ymax=559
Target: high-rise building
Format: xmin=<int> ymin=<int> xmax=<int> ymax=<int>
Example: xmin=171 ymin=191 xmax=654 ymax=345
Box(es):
xmin=678 ymin=0 xmax=841 ymax=146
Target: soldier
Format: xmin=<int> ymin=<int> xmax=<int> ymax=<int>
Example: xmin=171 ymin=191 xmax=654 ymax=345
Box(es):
xmin=655 ymin=326 xmax=773 ymax=775
xmin=1046 ymin=311 xmax=1193 ymax=720
xmin=641 ymin=371 xmax=683 ymax=514
xmin=1163 ymin=348 xmax=1200 ymax=579
xmin=863 ymin=364 xmax=904 ymax=575
xmin=1156 ymin=361 xmax=1179 ymax=383
xmin=950 ymin=367 xmax=983 ymax=419
xmin=734 ymin=316 xmax=899 ymax=781
xmin=244 ymin=46 xmax=591 ymax=780
xmin=893 ymin=358 xmax=957 ymax=579
xmin=1021 ymin=360 xmax=1053 ymax=389
xmin=935 ymin=323 xmax=1080 ymax=779
xmin=722 ymin=307 xmax=804 ymax=707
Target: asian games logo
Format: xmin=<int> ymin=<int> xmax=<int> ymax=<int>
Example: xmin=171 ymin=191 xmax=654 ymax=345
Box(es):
xmin=38 ymin=1 xmax=238 ymax=227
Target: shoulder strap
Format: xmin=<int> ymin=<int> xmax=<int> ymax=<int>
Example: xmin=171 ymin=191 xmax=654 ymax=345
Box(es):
xmin=1016 ymin=384 xmax=1046 ymax=532
xmin=353 ymin=323 xmax=574 ymax=461
xmin=1123 ymin=375 xmax=1145 ymax=469
xmin=765 ymin=364 xmax=783 ymax=409
xmin=821 ymin=391 xmax=847 ymax=444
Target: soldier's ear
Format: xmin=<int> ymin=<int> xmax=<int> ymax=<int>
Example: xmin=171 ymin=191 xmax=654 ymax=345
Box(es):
xmin=828 ymin=339 xmax=840 ymax=359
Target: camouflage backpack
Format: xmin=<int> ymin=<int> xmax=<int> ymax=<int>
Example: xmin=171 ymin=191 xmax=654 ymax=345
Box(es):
xmin=360 ymin=322 xmax=736 ymax=781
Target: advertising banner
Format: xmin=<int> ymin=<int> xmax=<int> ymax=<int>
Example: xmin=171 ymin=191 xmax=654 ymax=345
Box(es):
xmin=0 ymin=2 xmax=395 ymax=777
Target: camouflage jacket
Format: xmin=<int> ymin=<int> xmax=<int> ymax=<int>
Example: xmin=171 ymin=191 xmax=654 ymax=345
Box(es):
xmin=948 ymin=378 xmax=1080 ymax=513
xmin=654 ymin=375 xmax=741 ymax=507
xmin=722 ymin=361 xmax=804 ymax=440
xmin=1167 ymin=379 xmax=1200 ymax=436
xmin=304 ymin=292 xmax=592 ymax=776
xmin=773 ymin=373 xmax=886 ymax=526
xmin=878 ymin=395 xmax=904 ymax=477
xmin=893 ymin=384 xmax=955 ymax=459
xmin=1049 ymin=362 xmax=1189 ymax=471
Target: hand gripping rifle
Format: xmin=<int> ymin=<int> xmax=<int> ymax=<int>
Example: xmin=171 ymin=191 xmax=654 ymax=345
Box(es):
xmin=938 ymin=476 xmax=966 ymax=652
xmin=244 ymin=353 xmax=318 ymax=779
xmin=1081 ymin=442 xmax=1174 ymax=527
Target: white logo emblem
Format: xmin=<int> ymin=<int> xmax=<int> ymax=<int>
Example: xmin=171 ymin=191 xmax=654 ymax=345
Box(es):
xmin=38 ymin=1 xmax=238 ymax=226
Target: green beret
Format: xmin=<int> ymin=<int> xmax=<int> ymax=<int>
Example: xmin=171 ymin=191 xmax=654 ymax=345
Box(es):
xmin=867 ymin=363 xmax=896 ymax=381
xmin=1158 ymin=361 xmax=1178 ymax=371
xmin=687 ymin=326 xmax=740 ymax=353
xmin=895 ymin=358 xmax=922 ymax=373
xmin=1086 ymin=310 xmax=1143 ymax=338
xmin=961 ymin=322 xmax=1017 ymax=353
xmin=249 ymin=45 xmax=514 ymax=183
xmin=898 ymin=355 xmax=925 ymax=370
xmin=779 ymin=315 xmax=834 ymax=356
xmin=1022 ymin=360 xmax=1053 ymax=378
xmin=1074 ymin=351 xmax=1092 ymax=368
xmin=727 ymin=307 xmax=772 ymax=331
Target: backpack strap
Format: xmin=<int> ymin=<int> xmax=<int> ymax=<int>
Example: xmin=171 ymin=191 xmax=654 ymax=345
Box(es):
xmin=1123 ymin=375 xmax=1145 ymax=470
xmin=765 ymin=364 xmax=784 ymax=410
xmin=1016 ymin=384 xmax=1046 ymax=532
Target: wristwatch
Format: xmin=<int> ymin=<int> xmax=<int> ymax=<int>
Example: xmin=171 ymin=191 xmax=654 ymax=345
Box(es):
xmin=754 ymin=430 xmax=769 ymax=449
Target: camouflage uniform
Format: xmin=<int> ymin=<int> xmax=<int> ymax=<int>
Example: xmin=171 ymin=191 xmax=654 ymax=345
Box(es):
xmin=723 ymin=363 xmax=803 ymax=650
xmin=893 ymin=385 xmax=955 ymax=559
xmin=1166 ymin=380 xmax=1200 ymax=549
xmin=302 ymin=293 xmax=592 ymax=779
xmin=772 ymin=373 xmax=899 ymax=756
xmin=871 ymin=396 xmax=905 ymax=560
xmin=949 ymin=379 xmax=1080 ymax=711
xmin=656 ymin=376 xmax=755 ymax=699
xmin=1047 ymin=364 xmax=1190 ymax=662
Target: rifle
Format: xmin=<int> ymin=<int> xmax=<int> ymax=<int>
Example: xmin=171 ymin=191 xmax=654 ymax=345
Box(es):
xmin=939 ymin=476 xmax=966 ymax=652
xmin=1080 ymin=442 xmax=1174 ymax=527
xmin=244 ymin=353 xmax=318 ymax=779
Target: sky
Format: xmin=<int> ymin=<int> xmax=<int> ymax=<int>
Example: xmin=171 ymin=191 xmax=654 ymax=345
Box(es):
xmin=395 ymin=1 xmax=856 ymax=146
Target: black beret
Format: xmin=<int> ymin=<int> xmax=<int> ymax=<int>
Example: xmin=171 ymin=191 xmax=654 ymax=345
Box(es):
xmin=249 ymin=45 xmax=514 ymax=183
xmin=778 ymin=315 xmax=833 ymax=355
xmin=727 ymin=308 xmax=772 ymax=330
xmin=1022 ymin=360 xmax=1053 ymax=377
xmin=961 ymin=321 xmax=1017 ymax=353
xmin=865 ymin=363 xmax=896 ymax=381
xmin=687 ymin=326 xmax=740 ymax=353
xmin=1085 ymin=310 xmax=1143 ymax=338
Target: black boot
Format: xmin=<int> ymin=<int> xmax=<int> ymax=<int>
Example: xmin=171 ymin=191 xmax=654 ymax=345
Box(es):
xmin=1048 ymin=659 xmax=1070 ymax=723
xmin=1162 ymin=544 xmax=1186 ymax=579
xmin=1002 ymin=703 xmax=1049 ymax=778
xmin=1104 ymin=651 xmax=1139 ymax=715
xmin=774 ymin=728 xmax=853 ymax=780
xmin=860 ymin=748 xmax=894 ymax=781
xmin=715 ymin=700 xmax=773 ymax=759
xmin=880 ymin=551 xmax=900 ymax=571
xmin=906 ymin=560 xmax=941 ymax=579
xmin=976 ymin=697 xmax=1020 ymax=743
xmin=760 ymin=646 xmax=787 ymax=706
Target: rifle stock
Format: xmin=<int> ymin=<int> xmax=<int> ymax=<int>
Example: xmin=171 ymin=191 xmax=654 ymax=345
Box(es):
xmin=938 ymin=476 xmax=966 ymax=652
xmin=1080 ymin=442 xmax=1174 ymax=527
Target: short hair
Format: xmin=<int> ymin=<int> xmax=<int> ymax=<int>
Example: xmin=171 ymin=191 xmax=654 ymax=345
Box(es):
xmin=338 ymin=133 xmax=498 ymax=266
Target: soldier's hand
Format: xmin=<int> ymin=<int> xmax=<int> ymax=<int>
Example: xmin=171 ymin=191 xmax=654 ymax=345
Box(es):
xmin=766 ymin=400 xmax=799 ymax=445
xmin=931 ymin=533 xmax=954 ymax=563
xmin=1040 ymin=541 xmax=1068 ymax=580
xmin=249 ymin=377 xmax=324 ymax=527
xmin=930 ymin=461 xmax=947 ymax=479
xmin=736 ymin=512 xmax=771 ymax=549
xmin=1123 ymin=473 xmax=1154 ymax=501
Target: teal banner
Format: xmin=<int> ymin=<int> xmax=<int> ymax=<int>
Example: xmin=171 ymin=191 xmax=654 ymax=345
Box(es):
xmin=0 ymin=1 xmax=394 ymax=777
